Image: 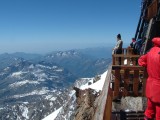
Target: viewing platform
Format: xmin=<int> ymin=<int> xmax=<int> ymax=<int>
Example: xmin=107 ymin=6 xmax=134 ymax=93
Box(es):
xmin=94 ymin=47 xmax=147 ymax=120
xmin=94 ymin=0 xmax=160 ymax=118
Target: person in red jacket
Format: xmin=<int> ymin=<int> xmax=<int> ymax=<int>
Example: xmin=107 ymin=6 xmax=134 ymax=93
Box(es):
xmin=138 ymin=37 xmax=160 ymax=120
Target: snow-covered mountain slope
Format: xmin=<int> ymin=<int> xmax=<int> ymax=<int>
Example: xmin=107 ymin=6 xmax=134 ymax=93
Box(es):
xmin=0 ymin=60 xmax=75 ymax=120
xmin=0 ymin=49 xmax=111 ymax=120
xmin=42 ymin=107 xmax=62 ymax=120
xmin=43 ymin=70 xmax=108 ymax=120
xmin=80 ymin=71 xmax=108 ymax=91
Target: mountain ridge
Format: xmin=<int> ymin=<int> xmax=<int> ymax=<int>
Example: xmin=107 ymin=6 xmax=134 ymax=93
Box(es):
xmin=0 ymin=48 xmax=111 ymax=119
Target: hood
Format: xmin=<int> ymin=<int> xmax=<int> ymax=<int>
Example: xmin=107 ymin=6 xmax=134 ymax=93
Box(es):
xmin=152 ymin=37 xmax=160 ymax=47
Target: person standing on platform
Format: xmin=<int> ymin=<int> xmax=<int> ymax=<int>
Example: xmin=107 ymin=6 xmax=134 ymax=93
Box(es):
xmin=113 ymin=34 xmax=123 ymax=54
xmin=130 ymin=38 xmax=136 ymax=48
xmin=112 ymin=34 xmax=123 ymax=65
xmin=138 ymin=37 xmax=160 ymax=120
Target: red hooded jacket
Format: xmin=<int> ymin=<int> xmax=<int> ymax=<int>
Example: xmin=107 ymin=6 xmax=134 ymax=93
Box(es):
xmin=138 ymin=37 xmax=160 ymax=103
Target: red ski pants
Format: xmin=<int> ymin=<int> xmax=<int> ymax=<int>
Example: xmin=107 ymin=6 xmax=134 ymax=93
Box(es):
xmin=145 ymin=99 xmax=160 ymax=120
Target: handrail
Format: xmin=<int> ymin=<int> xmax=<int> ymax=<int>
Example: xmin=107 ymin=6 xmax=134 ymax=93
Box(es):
xmin=112 ymin=47 xmax=141 ymax=65
xmin=112 ymin=65 xmax=145 ymax=70
xmin=112 ymin=54 xmax=140 ymax=57
xmin=112 ymin=55 xmax=140 ymax=66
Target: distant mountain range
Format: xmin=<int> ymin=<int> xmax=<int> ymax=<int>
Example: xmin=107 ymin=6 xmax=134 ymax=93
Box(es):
xmin=0 ymin=47 xmax=111 ymax=119
xmin=43 ymin=50 xmax=111 ymax=77
xmin=0 ymin=47 xmax=112 ymax=77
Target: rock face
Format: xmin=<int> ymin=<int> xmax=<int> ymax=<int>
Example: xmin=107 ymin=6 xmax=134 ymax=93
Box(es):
xmin=74 ymin=87 xmax=100 ymax=120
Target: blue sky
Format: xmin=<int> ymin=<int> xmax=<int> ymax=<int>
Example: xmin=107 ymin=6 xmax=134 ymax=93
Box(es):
xmin=0 ymin=0 xmax=141 ymax=54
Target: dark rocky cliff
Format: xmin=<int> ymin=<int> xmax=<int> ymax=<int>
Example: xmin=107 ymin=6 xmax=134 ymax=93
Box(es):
xmin=73 ymin=87 xmax=100 ymax=120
